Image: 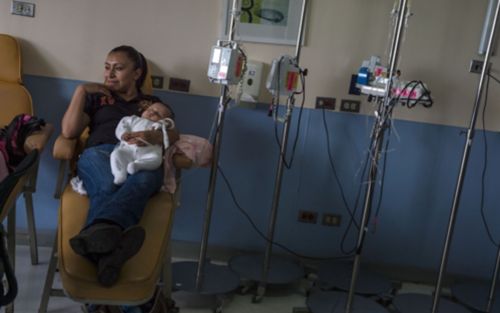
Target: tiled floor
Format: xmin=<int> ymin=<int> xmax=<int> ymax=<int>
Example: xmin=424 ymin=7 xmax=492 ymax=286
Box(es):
xmin=4 ymin=245 xmax=480 ymax=313
xmin=8 ymin=246 xmax=81 ymax=313
xmin=6 ymin=245 xmax=309 ymax=313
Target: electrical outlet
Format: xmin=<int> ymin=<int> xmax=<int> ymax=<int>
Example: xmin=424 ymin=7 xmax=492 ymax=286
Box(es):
xmin=169 ymin=77 xmax=190 ymax=92
xmin=470 ymin=59 xmax=484 ymax=74
xmin=11 ymin=0 xmax=35 ymax=17
xmin=151 ymin=76 xmax=164 ymax=89
xmin=297 ymin=210 xmax=318 ymax=224
xmin=322 ymin=213 xmax=341 ymax=227
xmin=315 ymin=97 xmax=336 ymax=110
xmin=340 ymin=99 xmax=361 ymax=113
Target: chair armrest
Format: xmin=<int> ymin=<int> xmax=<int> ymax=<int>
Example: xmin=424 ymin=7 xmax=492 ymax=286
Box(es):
xmin=172 ymin=153 xmax=193 ymax=169
xmin=53 ymin=135 xmax=78 ymax=161
xmin=23 ymin=124 xmax=54 ymax=154
xmin=52 ymin=135 xmax=79 ymax=199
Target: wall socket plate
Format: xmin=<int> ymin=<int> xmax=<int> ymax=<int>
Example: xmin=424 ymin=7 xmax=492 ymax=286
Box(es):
xmin=322 ymin=213 xmax=341 ymax=227
xmin=151 ymin=76 xmax=164 ymax=89
xmin=315 ymin=97 xmax=336 ymax=110
xmin=297 ymin=210 xmax=318 ymax=224
xmin=11 ymin=0 xmax=35 ymax=17
xmin=340 ymin=99 xmax=361 ymax=113
xmin=169 ymin=77 xmax=190 ymax=92
xmin=469 ymin=59 xmax=493 ymax=74
xmin=469 ymin=59 xmax=484 ymax=74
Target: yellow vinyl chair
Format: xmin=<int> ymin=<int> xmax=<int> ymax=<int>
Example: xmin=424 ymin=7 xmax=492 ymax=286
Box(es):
xmin=38 ymin=65 xmax=192 ymax=313
xmin=0 ymin=33 xmax=54 ymax=267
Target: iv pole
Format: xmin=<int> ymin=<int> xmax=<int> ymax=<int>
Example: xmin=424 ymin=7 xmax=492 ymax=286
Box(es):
xmin=172 ymin=1 xmax=241 ymax=305
xmin=344 ymin=0 xmax=409 ymax=312
xmin=254 ymin=0 xmax=309 ymax=302
xmin=485 ymin=247 xmax=500 ymax=312
xmin=431 ymin=0 xmax=500 ymax=312
xmin=195 ymin=0 xmax=241 ymax=292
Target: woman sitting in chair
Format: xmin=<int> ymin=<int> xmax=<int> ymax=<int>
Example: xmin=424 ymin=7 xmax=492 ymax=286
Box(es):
xmin=61 ymin=45 xmax=178 ymax=287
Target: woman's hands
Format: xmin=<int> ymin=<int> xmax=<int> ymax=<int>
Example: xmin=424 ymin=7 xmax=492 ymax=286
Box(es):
xmin=62 ymin=83 xmax=104 ymax=138
xmin=62 ymin=83 xmax=116 ymax=138
xmin=122 ymin=130 xmax=163 ymax=146
xmin=122 ymin=128 xmax=179 ymax=147
xmin=79 ymin=83 xmax=112 ymax=97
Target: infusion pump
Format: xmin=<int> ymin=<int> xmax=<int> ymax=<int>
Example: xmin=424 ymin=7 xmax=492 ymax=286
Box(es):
xmin=266 ymin=55 xmax=300 ymax=97
xmin=207 ymin=42 xmax=245 ymax=85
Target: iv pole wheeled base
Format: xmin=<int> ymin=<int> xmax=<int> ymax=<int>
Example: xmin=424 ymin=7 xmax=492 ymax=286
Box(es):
xmin=172 ymin=260 xmax=240 ymax=294
xmin=228 ymin=254 xmax=304 ymax=299
xmin=452 ymin=282 xmax=500 ymax=312
xmin=316 ymin=261 xmax=392 ymax=296
xmin=308 ymin=262 xmax=392 ymax=313
xmin=392 ymin=293 xmax=471 ymax=313
xmin=172 ymin=261 xmax=239 ymax=313
xmin=307 ymin=290 xmax=389 ymax=313
xmin=451 ymin=245 xmax=500 ymax=313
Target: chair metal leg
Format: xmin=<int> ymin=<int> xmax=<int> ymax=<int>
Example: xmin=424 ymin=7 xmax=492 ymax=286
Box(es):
xmin=24 ymin=190 xmax=38 ymax=265
xmin=163 ymin=243 xmax=172 ymax=300
xmin=162 ymin=243 xmax=180 ymax=313
xmin=24 ymin=162 xmax=40 ymax=265
xmin=54 ymin=160 xmax=67 ymax=199
xmin=39 ymin=231 xmax=64 ymax=313
xmin=7 ymin=205 xmax=16 ymax=269
xmin=6 ymin=205 xmax=16 ymax=313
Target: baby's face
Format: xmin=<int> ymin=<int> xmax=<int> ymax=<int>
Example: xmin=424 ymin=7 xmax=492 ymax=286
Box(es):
xmin=141 ymin=102 xmax=171 ymax=122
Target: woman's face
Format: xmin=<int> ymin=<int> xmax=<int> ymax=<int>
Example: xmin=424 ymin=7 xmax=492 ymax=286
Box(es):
xmin=104 ymin=51 xmax=141 ymax=94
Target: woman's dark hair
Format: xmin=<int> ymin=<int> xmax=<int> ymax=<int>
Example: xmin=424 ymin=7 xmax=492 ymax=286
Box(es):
xmin=109 ymin=45 xmax=148 ymax=93
xmin=140 ymin=95 xmax=175 ymax=120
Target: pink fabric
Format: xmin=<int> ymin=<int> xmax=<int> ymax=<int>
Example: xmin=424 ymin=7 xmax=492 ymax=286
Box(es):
xmin=0 ymin=153 xmax=8 ymax=183
xmin=162 ymin=134 xmax=212 ymax=193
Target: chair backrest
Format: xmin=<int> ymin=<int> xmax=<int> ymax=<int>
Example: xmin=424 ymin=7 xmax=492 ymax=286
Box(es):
xmin=0 ymin=149 xmax=38 ymax=221
xmin=0 ymin=34 xmax=33 ymax=126
xmin=0 ymin=34 xmax=22 ymax=84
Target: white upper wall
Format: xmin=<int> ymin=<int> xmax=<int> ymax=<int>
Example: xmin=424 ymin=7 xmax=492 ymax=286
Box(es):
xmin=1 ymin=0 xmax=499 ymax=130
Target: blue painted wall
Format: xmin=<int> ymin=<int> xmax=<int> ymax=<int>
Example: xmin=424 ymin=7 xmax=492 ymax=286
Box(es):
xmin=18 ymin=75 xmax=500 ymax=280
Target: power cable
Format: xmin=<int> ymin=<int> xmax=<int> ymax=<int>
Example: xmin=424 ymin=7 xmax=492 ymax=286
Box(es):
xmin=373 ymin=123 xmax=392 ymax=229
xmin=480 ymin=73 xmax=500 ymax=247
xmin=217 ymin=164 xmax=354 ymax=261
xmin=321 ymin=106 xmax=360 ymax=231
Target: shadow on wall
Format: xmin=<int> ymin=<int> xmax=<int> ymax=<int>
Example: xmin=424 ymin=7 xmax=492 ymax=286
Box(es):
xmin=19 ymin=38 xmax=74 ymax=81
xmin=20 ymin=74 xmax=83 ymax=231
